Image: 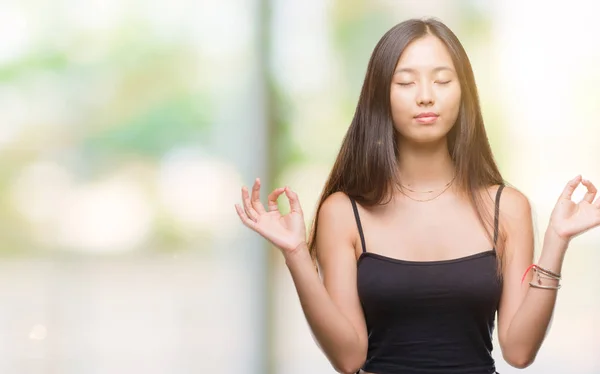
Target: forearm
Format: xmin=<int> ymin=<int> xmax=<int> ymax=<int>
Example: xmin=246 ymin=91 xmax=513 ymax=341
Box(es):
xmin=284 ymin=245 xmax=365 ymax=372
xmin=504 ymin=228 xmax=568 ymax=364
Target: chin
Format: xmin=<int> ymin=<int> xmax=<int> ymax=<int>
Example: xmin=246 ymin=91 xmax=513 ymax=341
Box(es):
xmin=411 ymin=136 xmax=447 ymax=145
xmin=401 ymin=129 xmax=450 ymax=145
xmin=394 ymin=120 xmax=455 ymax=145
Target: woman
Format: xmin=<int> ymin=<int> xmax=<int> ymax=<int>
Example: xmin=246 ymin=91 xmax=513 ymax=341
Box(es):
xmin=234 ymin=18 xmax=600 ymax=374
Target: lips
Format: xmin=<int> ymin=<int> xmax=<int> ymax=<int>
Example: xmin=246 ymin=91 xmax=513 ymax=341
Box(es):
xmin=414 ymin=112 xmax=439 ymax=118
xmin=414 ymin=112 xmax=439 ymax=124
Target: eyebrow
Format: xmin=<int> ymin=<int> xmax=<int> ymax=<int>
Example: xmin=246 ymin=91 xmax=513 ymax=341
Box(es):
xmin=394 ymin=66 xmax=454 ymax=74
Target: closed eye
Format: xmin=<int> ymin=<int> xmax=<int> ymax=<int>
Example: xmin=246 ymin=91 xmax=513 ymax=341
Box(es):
xmin=436 ymin=80 xmax=451 ymax=85
xmin=397 ymin=82 xmax=414 ymax=86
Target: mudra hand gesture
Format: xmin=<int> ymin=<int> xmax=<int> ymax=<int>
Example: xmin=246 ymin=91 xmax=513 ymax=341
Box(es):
xmin=550 ymin=175 xmax=600 ymax=242
xmin=234 ymin=178 xmax=307 ymax=255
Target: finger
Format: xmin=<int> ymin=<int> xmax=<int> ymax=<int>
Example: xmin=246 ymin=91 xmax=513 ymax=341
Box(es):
xmin=251 ymin=178 xmax=266 ymax=214
xmin=241 ymin=186 xmax=258 ymax=221
xmin=559 ymin=175 xmax=582 ymax=201
xmin=235 ymin=204 xmax=256 ymax=229
xmin=581 ymin=179 xmax=597 ymax=204
xmin=267 ymin=187 xmax=286 ymax=211
xmin=284 ymin=186 xmax=303 ymax=214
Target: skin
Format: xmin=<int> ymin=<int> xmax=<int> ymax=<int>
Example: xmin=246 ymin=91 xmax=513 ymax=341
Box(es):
xmin=235 ymin=34 xmax=600 ymax=374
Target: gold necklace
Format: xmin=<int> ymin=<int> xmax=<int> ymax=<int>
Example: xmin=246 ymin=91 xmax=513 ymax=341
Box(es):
xmin=398 ymin=177 xmax=455 ymax=202
xmin=398 ymin=175 xmax=456 ymax=194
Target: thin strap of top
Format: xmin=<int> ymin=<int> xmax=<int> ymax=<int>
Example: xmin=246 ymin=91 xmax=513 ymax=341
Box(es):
xmin=349 ymin=197 xmax=367 ymax=253
xmin=493 ymin=184 xmax=505 ymax=249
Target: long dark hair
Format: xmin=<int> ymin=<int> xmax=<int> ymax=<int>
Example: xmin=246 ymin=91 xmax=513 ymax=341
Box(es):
xmin=307 ymin=18 xmax=506 ymax=272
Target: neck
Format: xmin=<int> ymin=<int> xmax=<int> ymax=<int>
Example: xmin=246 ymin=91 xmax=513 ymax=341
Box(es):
xmin=396 ymin=138 xmax=455 ymax=190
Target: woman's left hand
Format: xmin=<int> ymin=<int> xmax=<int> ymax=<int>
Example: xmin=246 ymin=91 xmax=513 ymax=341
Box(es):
xmin=549 ymin=175 xmax=600 ymax=242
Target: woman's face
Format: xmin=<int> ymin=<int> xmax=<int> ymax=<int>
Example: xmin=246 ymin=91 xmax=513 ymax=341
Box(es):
xmin=390 ymin=34 xmax=461 ymax=144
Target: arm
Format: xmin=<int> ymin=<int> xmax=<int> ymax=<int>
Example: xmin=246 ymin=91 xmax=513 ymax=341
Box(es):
xmin=235 ymin=181 xmax=367 ymax=373
xmin=285 ymin=192 xmax=368 ymax=373
xmin=497 ymin=177 xmax=600 ymax=368
xmin=496 ymin=186 xmax=564 ymax=368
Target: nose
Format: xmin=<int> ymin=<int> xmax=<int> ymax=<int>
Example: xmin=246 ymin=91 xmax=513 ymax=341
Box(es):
xmin=416 ymin=82 xmax=434 ymax=106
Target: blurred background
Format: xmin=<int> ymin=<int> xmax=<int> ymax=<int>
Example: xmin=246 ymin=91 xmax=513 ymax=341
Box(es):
xmin=0 ymin=0 xmax=598 ymax=373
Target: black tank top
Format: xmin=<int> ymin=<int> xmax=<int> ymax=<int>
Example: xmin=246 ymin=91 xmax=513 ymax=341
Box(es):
xmin=351 ymin=185 xmax=504 ymax=374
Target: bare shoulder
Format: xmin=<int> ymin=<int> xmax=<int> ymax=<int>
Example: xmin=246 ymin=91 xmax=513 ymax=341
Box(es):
xmin=319 ymin=191 xmax=355 ymax=220
xmin=491 ymin=184 xmax=534 ymax=259
xmin=316 ymin=191 xmax=360 ymax=259
xmin=482 ymin=184 xmax=531 ymax=215
xmin=496 ymin=185 xmax=532 ymax=219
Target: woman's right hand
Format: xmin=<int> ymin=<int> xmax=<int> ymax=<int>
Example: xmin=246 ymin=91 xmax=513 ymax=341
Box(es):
xmin=235 ymin=178 xmax=307 ymax=255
